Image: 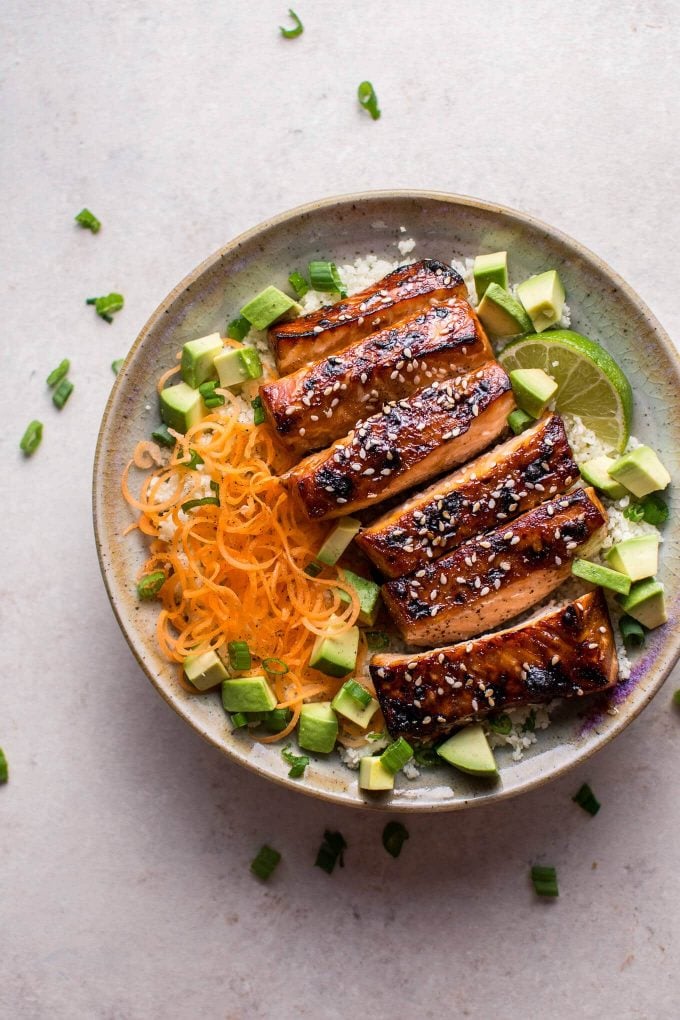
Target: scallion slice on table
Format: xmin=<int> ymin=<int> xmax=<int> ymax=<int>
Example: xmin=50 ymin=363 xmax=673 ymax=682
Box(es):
xmin=46 ymin=359 xmax=70 ymax=387
xmin=87 ymin=292 xmax=124 ymax=323
xmin=531 ymin=865 xmax=559 ymax=898
xmin=315 ymin=830 xmax=346 ymax=874
xmin=572 ymin=783 xmax=601 ymax=816
xmin=136 ymin=570 xmax=166 ymax=600
xmin=288 ymin=271 xmax=310 ymax=298
xmin=279 ymin=8 xmax=304 ymax=38
xmin=227 ymin=315 xmax=251 ymax=341
xmin=181 ymin=496 xmax=220 ymax=512
xmin=282 ymin=745 xmax=310 ymax=778
xmin=251 ymin=844 xmax=281 ymax=881
xmin=619 ymin=615 xmax=645 ymax=649
xmin=52 ymin=379 xmax=74 ymax=410
xmin=151 ymin=423 xmax=175 ymax=449
xmin=0 ymin=747 xmax=8 ymax=784
xmin=381 ymin=737 xmax=413 ymax=774
xmin=251 ymin=396 xmax=266 ymax=426
xmin=228 ymin=640 xmax=251 ymax=672
xmin=111 ymin=358 xmax=125 ymax=375
xmin=19 ymin=420 xmax=43 ymax=456
xmin=308 ymin=260 xmax=347 ymax=298
xmin=357 ymin=80 xmax=381 ymax=120
xmin=75 ymin=208 xmax=101 ymax=233
xmin=382 ymin=821 xmax=409 ymax=858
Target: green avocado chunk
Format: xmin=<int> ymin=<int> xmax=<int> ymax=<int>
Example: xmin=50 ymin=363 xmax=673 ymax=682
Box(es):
xmin=608 ymin=446 xmax=671 ymax=498
xmin=309 ymin=615 xmax=360 ymax=677
xmin=579 ymin=456 xmax=627 ymax=499
xmin=516 ymin=270 xmax=565 ymax=332
xmin=571 ymin=558 xmax=631 ymax=595
xmin=477 ymin=282 xmax=533 ymax=337
xmin=605 ymin=536 xmax=659 ymax=581
xmin=181 ymin=333 xmax=223 ymax=388
xmin=331 ymin=681 xmax=379 ymax=728
xmin=183 ymin=650 xmax=229 ymax=691
xmin=298 ymin=702 xmax=338 ymax=753
xmin=359 ymin=755 xmax=395 ymax=791
xmin=160 ymin=382 xmax=205 ymax=433
xmin=335 ymin=569 xmax=381 ymax=626
xmin=508 ymin=368 xmax=558 ymax=418
xmin=436 ymin=723 xmax=498 ymax=776
xmin=473 ymin=251 xmax=508 ymax=300
xmin=221 ymin=676 xmax=278 ymax=713
xmin=214 ymin=347 xmax=263 ymax=388
xmin=618 ymin=578 xmax=667 ymax=629
xmin=240 ymin=286 xmax=303 ymax=330
xmin=316 ymin=517 xmax=361 ymax=566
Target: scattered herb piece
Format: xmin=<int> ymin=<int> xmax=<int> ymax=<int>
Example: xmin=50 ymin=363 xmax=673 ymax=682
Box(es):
xmin=573 ymin=783 xmax=601 ymax=816
xmin=19 ymin=420 xmax=43 ymax=456
xmin=488 ymin=714 xmax=513 ymax=735
xmin=52 ymin=379 xmax=74 ymax=410
xmin=251 ymin=844 xmax=281 ymax=880
xmin=0 ymin=747 xmax=7 ymax=784
xmin=357 ymin=80 xmax=381 ymax=120
xmin=620 ymin=615 xmax=645 ymax=649
xmin=624 ymin=494 xmax=669 ymax=525
xmin=181 ymin=497 xmax=220 ymax=512
xmin=227 ymin=316 xmax=251 ymax=341
xmin=315 ymin=830 xmax=347 ymax=874
xmin=413 ymin=746 xmax=439 ymax=767
xmin=263 ymin=657 xmax=289 ymax=676
xmin=184 ymin=448 xmax=204 ymax=470
xmin=381 ymin=737 xmax=413 ymax=774
xmin=228 ymin=640 xmax=251 ymax=671
xmin=46 ymin=359 xmax=70 ymax=387
xmin=366 ymin=730 xmax=387 ymax=743
xmin=304 ymin=561 xmax=322 ymax=577
xmin=87 ymin=293 xmax=124 ymax=323
xmin=251 ymin=396 xmax=266 ymax=426
xmin=136 ymin=570 xmax=166 ymax=600
xmin=151 ymin=424 xmax=175 ymax=449
xmin=531 ymin=865 xmax=559 ymax=898
xmin=231 ymin=712 xmax=249 ymax=729
xmin=673 ymin=690 xmax=680 ymax=709
xmin=279 ymin=8 xmax=304 ymax=38
xmin=365 ymin=630 xmax=389 ymax=651
xmin=382 ymin=821 xmax=409 ymax=858
xmin=111 ymin=359 xmax=125 ymax=375
xmin=308 ymin=260 xmax=347 ymax=298
xmin=199 ymin=380 xmax=225 ymax=408
xmin=288 ymin=271 xmax=310 ymax=298
xmin=263 ymin=708 xmax=292 ymax=733
xmin=210 ymin=480 xmax=220 ymax=499
xmin=75 ymin=208 xmax=101 ymax=233
xmin=522 ymin=709 xmax=537 ymax=733
xmin=342 ymin=679 xmax=372 ymax=708
xmin=282 ymin=745 xmax=310 ymax=778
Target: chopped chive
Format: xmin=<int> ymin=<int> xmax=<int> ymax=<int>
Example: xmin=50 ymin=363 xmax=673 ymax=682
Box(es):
xmin=209 ymin=479 xmax=220 ymax=498
xmin=365 ymin=630 xmax=389 ymax=651
xmin=357 ymin=80 xmax=381 ymax=121
xmin=251 ymin=395 xmax=266 ymax=426
xmin=262 ymin=657 xmax=289 ymax=676
xmin=136 ymin=570 xmax=166 ymax=600
xmin=304 ymin=561 xmax=322 ymax=577
xmin=250 ymin=844 xmax=281 ymax=881
xmin=85 ymin=297 xmax=97 ymax=305
xmin=413 ymin=745 xmax=439 ymax=767
xmin=522 ymin=709 xmax=537 ymax=733
xmin=199 ymin=380 xmax=218 ymax=397
xmin=672 ymin=690 xmax=680 ymax=709
xmin=623 ymin=493 xmax=669 ymax=526
xmin=151 ymin=423 xmax=176 ymax=449
xmin=288 ymin=271 xmax=310 ymax=298
xmin=52 ymin=379 xmax=74 ymax=410
xmin=308 ymin=260 xmax=347 ymax=298
xmin=488 ymin=714 xmax=513 ymax=736
xmin=341 ymin=679 xmax=372 ymax=709
xmin=184 ymin=448 xmax=204 ymax=470
xmin=315 ymin=830 xmax=346 ymax=874
xmin=227 ymin=315 xmax=251 ymax=341
xmin=382 ymin=821 xmax=409 ymax=858
xmin=282 ymin=745 xmax=310 ymax=778
xmin=75 ymin=208 xmax=101 ymax=233
xmin=111 ymin=358 xmax=125 ymax=375
xmin=240 ymin=347 xmax=263 ymax=380
xmin=88 ymin=292 xmax=124 ymax=322
xmin=19 ymin=420 xmax=43 ymax=456
xmin=279 ymin=8 xmax=304 ymax=37
xmin=228 ymin=640 xmax=251 ymax=672
xmin=531 ymin=865 xmax=559 ymax=898
xmin=204 ymin=396 xmax=225 ymax=408
xmin=367 ymin=730 xmax=387 ymax=742
xmin=46 ymin=359 xmax=70 ymax=387
xmin=0 ymin=747 xmax=8 ymax=784
xmin=381 ymin=737 xmax=413 ymax=774
xmin=619 ymin=615 xmax=645 ymax=649
xmin=181 ymin=497 xmax=220 ymax=512
xmin=573 ymin=783 xmax=601 ymax=816
xmin=231 ymin=712 xmax=249 ymax=729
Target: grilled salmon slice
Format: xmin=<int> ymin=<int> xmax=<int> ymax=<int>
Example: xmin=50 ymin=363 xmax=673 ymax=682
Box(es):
xmin=382 ymin=486 xmax=607 ymax=646
xmin=269 ymin=259 xmax=466 ymax=375
xmin=357 ymin=414 xmax=577 ymax=577
xmin=288 ymin=363 xmax=514 ymax=521
xmin=370 ymin=590 xmax=618 ymax=743
xmin=260 ymin=299 xmax=493 ymax=458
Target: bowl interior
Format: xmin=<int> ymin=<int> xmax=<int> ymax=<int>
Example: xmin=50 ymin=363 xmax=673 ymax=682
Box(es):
xmin=93 ymin=191 xmax=680 ymax=811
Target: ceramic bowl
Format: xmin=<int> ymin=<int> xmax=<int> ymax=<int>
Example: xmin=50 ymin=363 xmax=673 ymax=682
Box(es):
xmin=93 ymin=191 xmax=680 ymax=811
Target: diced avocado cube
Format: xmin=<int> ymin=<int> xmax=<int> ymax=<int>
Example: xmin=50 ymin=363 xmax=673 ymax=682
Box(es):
xmin=476 ymin=282 xmax=533 ymax=338
xmin=335 ymin=569 xmax=382 ymax=626
xmin=221 ymin=676 xmax=278 ymax=713
xmin=298 ymin=702 xmax=338 ymax=753
xmin=160 ymin=382 xmax=205 ymax=433
xmin=507 ymin=408 xmax=534 ymax=435
xmin=183 ymin=650 xmax=229 ymax=691
xmin=180 ymin=333 xmax=223 ymax=388
xmin=605 ymin=536 xmax=659 ymax=581
xmin=240 ymin=286 xmax=303 ymax=330
xmin=571 ymin=558 xmax=631 ymax=595
xmin=516 ymin=270 xmax=566 ymax=332
xmin=359 ymin=755 xmax=395 ymax=791
xmin=473 ymin=251 xmax=508 ymax=300
xmin=619 ymin=578 xmax=667 ymax=629
xmin=437 ymin=724 xmax=498 ymax=776
xmin=316 ymin=517 xmax=361 ymax=566
xmin=509 ymin=368 xmax=558 ymax=418
xmin=331 ymin=681 xmax=379 ymax=728
xmin=214 ymin=347 xmax=263 ymax=388
xmin=309 ymin=615 xmax=360 ymax=677
xmin=579 ymin=455 xmax=627 ymax=499
xmin=608 ymin=446 xmax=671 ymax=497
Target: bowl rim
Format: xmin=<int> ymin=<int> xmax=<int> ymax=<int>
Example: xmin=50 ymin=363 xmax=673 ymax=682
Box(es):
xmin=92 ymin=189 xmax=680 ymax=812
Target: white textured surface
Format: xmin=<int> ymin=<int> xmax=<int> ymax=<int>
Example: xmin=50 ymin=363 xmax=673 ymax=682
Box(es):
xmin=2 ymin=1 xmax=680 ymax=1017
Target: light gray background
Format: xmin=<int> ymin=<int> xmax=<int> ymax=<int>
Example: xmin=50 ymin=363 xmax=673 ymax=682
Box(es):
xmin=2 ymin=1 xmax=679 ymax=1017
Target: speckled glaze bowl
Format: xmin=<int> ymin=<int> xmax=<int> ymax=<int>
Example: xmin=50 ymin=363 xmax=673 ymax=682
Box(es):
xmin=93 ymin=191 xmax=680 ymax=811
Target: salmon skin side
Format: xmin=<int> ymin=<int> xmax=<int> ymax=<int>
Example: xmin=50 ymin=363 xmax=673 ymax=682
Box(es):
xmin=260 ymin=299 xmax=493 ymax=458
xmin=269 ymin=259 xmax=466 ymax=375
xmin=357 ymin=414 xmax=577 ymax=578
xmin=382 ymin=486 xmax=608 ymax=646
xmin=370 ymin=590 xmax=618 ymax=743
xmin=287 ymin=362 xmax=515 ymax=521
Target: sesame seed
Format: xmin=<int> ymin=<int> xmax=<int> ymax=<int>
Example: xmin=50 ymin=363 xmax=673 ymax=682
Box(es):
xmin=480 ymin=586 xmax=490 ymax=596
xmin=551 ymin=655 xmax=560 ymax=665
xmin=422 ymin=715 xmax=432 ymax=724
xmin=430 ymin=606 xmax=438 ymax=616
xmin=472 ymin=699 xmax=479 ymax=712
xmin=310 ymin=415 xmax=319 ymax=422
xmin=298 ymin=428 xmax=306 ymax=436
xmin=413 ymin=699 xmax=421 ymax=708
xmin=510 ymin=536 xmax=520 ymax=546
xmin=466 ymin=643 xmax=473 ymax=653
xmin=503 ymin=531 xmax=513 ymax=541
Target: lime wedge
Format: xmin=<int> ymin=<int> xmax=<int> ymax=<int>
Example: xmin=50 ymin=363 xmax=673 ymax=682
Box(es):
xmin=498 ymin=330 xmax=633 ymax=453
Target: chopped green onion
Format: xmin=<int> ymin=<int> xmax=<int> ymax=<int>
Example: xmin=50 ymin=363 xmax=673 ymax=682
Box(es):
xmin=75 ymin=208 xmax=101 ymax=233
xmin=199 ymin=381 xmax=225 ymax=407
xmin=573 ymin=783 xmax=601 ymax=816
xmin=231 ymin=712 xmax=249 ymax=729
xmin=263 ymin=708 xmax=293 ymax=733
xmin=181 ymin=497 xmax=220 ymax=512
xmin=522 ymin=709 xmax=537 ymax=733
xmin=19 ymin=420 xmax=43 ymax=456
xmin=227 ymin=315 xmax=251 ymax=341
xmin=315 ymin=830 xmax=346 ymax=874
xmin=413 ymin=745 xmax=439 ymax=767
xmin=624 ymin=493 xmax=669 ymax=526
xmin=210 ymin=479 xmax=220 ymax=498
xmin=288 ymin=271 xmax=310 ymax=298
xmin=151 ymin=423 xmax=176 ymax=449
xmin=203 ymin=396 xmax=225 ymax=408
xmin=623 ymin=503 xmax=644 ymax=523
xmin=46 ymin=359 xmax=70 ymax=387
xmin=52 ymin=379 xmax=74 ymax=410
xmin=366 ymin=730 xmax=387 ymax=742
xmin=382 ymin=821 xmax=409 ymax=858
xmin=251 ymin=844 xmax=281 ymax=881
xmin=251 ymin=396 xmax=266 ymax=426
xmin=111 ymin=358 xmax=125 ymax=375
xmin=263 ymin=657 xmax=289 ymax=676
xmin=136 ymin=570 xmax=166 ymax=600
xmin=620 ymin=615 xmax=645 ymax=649
xmin=531 ymin=865 xmax=559 ymax=898
xmin=365 ymin=630 xmax=389 ymax=651
xmin=357 ymin=80 xmax=381 ymax=121
xmin=304 ymin=561 xmax=323 ymax=577
xmin=308 ymin=260 xmax=347 ymax=298
xmin=240 ymin=347 xmax=263 ymax=380
xmin=673 ymin=690 xmax=680 ymax=709
xmin=488 ymin=714 xmax=513 ymax=736
xmin=88 ymin=293 xmax=124 ymax=323
xmin=228 ymin=640 xmax=251 ymax=671
xmin=341 ymin=679 xmax=372 ymax=709
xmin=184 ymin=448 xmax=204 ymax=470
xmin=381 ymin=736 xmax=413 ymax=774
xmin=282 ymin=744 xmax=310 ymax=778
xmin=279 ymin=8 xmax=304 ymax=37
xmin=0 ymin=747 xmax=8 ymax=783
